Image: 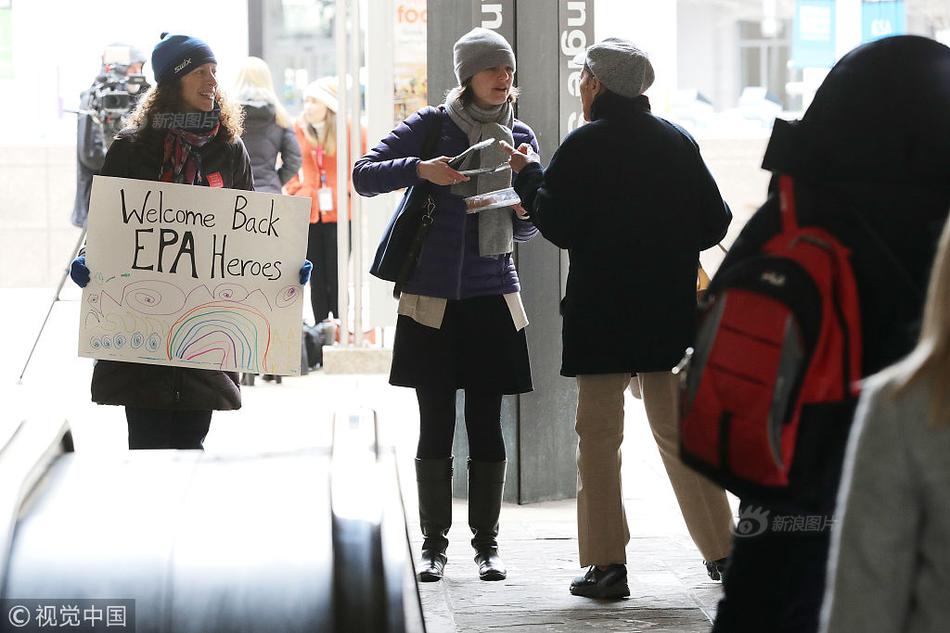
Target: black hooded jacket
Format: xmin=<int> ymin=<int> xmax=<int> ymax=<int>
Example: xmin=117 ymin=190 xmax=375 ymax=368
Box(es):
xmin=718 ymin=35 xmax=950 ymax=377
xmin=708 ymin=36 xmax=950 ymax=633
xmin=239 ymin=101 xmax=302 ymax=194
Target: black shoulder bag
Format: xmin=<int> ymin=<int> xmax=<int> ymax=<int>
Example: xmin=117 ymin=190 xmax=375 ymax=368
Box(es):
xmin=369 ymin=108 xmax=444 ymax=298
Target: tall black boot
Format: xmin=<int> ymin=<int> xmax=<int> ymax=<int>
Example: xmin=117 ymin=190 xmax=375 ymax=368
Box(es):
xmin=415 ymin=457 xmax=453 ymax=582
xmin=468 ymin=458 xmax=507 ymax=581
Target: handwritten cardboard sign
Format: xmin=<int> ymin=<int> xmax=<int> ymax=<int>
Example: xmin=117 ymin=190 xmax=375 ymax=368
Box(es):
xmin=79 ymin=176 xmax=311 ymax=376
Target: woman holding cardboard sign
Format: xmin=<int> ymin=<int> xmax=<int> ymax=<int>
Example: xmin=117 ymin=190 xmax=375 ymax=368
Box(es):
xmin=69 ymin=33 xmax=312 ymax=450
xmin=354 ymin=28 xmax=539 ymax=583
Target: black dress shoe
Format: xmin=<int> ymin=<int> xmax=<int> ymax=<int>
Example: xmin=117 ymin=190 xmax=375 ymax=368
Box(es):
xmin=570 ymin=564 xmax=630 ymax=599
xmin=705 ymin=557 xmax=729 ymax=582
xmin=418 ymin=549 xmax=448 ymax=582
xmin=474 ymin=546 xmax=507 ymax=581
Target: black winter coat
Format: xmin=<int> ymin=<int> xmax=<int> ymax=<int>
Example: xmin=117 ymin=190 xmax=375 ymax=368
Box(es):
xmin=90 ymin=125 xmax=254 ymax=411
xmin=513 ymin=93 xmax=732 ymax=376
xmin=239 ymin=102 xmax=302 ymax=194
xmin=707 ymin=35 xmax=950 ymax=633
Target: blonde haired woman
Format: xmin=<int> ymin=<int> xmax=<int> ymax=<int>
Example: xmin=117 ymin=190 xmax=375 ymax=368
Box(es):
xmin=234 ymin=56 xmax=302 ymax=384
xmin=820 ymin=215 xmax=950 ymax=633
xmin=233 ymin=56 xmax=301 ymax=196
xmin=286 ymin=78 xmax=345 ymax=324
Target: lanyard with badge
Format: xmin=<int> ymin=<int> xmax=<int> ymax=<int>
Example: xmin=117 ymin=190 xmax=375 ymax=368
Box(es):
xmin=315 ymin=146 xmax=334 ymax=213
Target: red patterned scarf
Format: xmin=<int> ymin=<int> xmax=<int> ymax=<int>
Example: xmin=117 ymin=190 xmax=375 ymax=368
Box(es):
xmin=159 ymin=118 xmax=220 ymax=185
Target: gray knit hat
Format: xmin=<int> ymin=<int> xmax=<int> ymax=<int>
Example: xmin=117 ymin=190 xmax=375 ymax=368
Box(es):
xmin=572 ymin=38 xmax=655 ymax=98
xmin=453 ymin=27 xmax=516 ymax=85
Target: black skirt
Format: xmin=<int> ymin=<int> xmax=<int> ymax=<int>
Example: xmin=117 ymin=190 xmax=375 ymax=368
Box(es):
xmin=390 ymin=295 xmax=533 ymax=394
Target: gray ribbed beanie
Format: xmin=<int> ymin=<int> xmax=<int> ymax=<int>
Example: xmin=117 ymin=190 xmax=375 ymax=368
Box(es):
xmin=573 ymin=38 xmax=655 ymax=98
xmin=453 ymin=27 xmax=516 ymax=85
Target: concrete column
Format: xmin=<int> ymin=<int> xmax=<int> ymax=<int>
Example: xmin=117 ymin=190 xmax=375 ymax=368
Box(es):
xmin=512 ymin=1 xmax=590 ymax=504
xmin=365 ymin=0 xmax=399 ymax=331
xmin=247 ymin=0 xmax=264 ymax=58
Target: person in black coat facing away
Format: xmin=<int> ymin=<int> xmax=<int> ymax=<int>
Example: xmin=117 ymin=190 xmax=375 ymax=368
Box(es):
xmin=505 ymin=38 xmax=734 ymax=599
xmin=707 ymin=36 xmax=950 ymax=633
xmin=233 ymin=56 xmax=302 ymax=385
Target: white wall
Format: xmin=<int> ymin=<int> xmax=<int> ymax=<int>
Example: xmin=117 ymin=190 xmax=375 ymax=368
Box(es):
xmin=0 ymin=0 xmax=248 ymax=288
xmin=594 ymin=0 xmax=677 ymax=111
xmin=677 ymin=2 xmax=741 ymax=111
xmin=0 ymin=0 xmax=249 ymax=147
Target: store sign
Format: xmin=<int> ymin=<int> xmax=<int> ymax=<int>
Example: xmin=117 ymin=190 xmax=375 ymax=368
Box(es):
xmin=394 ymin=0 xmax=427 ymax=122
xmin=792 ymin=0 xmax=836 ymax=69
xmin=861 ymin=0 xmax=906 ymax=43
xmin=558 ymin=1 xmax=594 ymax=139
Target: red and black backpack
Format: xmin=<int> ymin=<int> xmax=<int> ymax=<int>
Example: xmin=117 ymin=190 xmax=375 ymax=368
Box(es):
xmin=678 ymin=176 xmax=862 ymax=512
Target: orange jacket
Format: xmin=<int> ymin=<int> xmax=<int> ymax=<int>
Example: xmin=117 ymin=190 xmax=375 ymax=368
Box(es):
xmin=286 ymin=120 xmax=364 ymax=224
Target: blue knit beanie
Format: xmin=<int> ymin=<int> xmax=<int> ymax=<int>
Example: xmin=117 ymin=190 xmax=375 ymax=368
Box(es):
xmin=151 ymin=33 xmax=216 ymax=85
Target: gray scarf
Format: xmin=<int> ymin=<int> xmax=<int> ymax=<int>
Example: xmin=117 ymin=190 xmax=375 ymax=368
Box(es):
xmin=444 ymin=88 xmax=515 ymax=257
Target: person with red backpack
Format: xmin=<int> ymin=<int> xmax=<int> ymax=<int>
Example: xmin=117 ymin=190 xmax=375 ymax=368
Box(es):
xmin=683 ymin=36 xmax=950 ymax=633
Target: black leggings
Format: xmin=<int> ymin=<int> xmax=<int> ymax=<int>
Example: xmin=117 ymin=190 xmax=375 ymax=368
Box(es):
xmin=415 ymin=388 xmax=505 ymax=462
xmin=307 ymin=221 xmax=339 ymax=322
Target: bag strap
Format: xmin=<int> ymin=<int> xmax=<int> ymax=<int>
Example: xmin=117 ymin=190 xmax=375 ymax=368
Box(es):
xmin=419 ymin=105 xmax=444 ymax=162
xmin=779 ymin=175 xmax=799 ymax=233
xmin=393 ymin=106 xmax=445 ymax=298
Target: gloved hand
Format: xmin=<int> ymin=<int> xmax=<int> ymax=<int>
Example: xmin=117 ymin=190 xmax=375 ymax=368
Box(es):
xmin=70 ymin=255 xmax=90 ymax=288
xmin=299 ymin=260 xmax=313 ymax=285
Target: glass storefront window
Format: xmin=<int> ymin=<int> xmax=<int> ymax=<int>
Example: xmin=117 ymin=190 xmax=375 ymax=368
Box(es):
xmin=258 ymin=0 xmax=337 ymax=115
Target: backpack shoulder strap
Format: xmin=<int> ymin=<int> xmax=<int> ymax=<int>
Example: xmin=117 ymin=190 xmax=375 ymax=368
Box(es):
xmin=778 ymin=175 xmax=799 ymax=233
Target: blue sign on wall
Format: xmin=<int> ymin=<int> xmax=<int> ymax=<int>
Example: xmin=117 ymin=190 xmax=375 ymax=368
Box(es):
xmin=862 ymin=0 xmax=906 ymax=43
xmin=792 ymin=0 xmax=836 ymax=69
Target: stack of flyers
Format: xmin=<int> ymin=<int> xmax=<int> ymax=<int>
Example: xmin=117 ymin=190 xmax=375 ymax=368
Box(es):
xmin=464 ymin=187 xmax=521 ymax=214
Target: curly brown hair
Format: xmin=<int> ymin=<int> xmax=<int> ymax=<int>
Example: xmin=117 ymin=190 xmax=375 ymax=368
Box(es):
xmin=126 ymin=79 xmax=244 ymax=141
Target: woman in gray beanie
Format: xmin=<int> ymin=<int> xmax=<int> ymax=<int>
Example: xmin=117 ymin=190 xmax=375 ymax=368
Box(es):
xmin=354 ymin=27 xmax=540 ymax=583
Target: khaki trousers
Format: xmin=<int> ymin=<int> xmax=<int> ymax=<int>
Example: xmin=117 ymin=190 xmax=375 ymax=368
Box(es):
xmin=575 ymin=371 xmax=734 ymax=566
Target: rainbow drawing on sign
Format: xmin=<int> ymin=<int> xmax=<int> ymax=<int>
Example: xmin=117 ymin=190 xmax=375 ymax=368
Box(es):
xmin=81 ymin=279 xmax=301 ymax=374
xmin=166 ymin=302 xmax=272 ymax=373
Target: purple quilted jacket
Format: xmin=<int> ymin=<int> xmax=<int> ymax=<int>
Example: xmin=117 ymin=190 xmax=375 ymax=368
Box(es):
xmin=353 ymin=106 xmax=539 ymax=299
